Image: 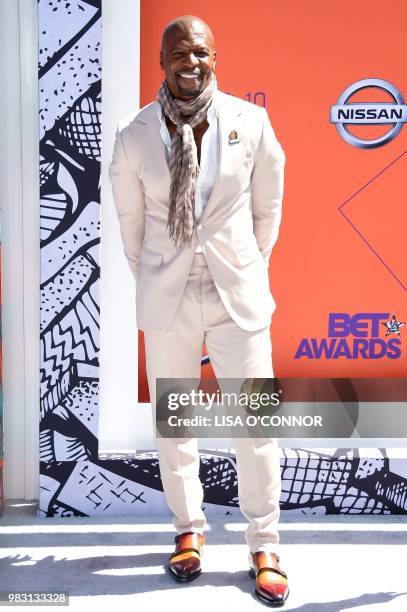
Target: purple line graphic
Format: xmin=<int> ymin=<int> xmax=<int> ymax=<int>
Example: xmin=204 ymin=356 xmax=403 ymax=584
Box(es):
xmin=338 ymin=150 xmax=407 ymax=293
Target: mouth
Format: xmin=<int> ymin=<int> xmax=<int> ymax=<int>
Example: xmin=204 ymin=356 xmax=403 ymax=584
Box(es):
xmin=176 ymin=72 xmax=201 ymax=82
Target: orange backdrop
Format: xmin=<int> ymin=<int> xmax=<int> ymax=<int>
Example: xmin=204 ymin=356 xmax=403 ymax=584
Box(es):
xmin=138 ymin=0 xmax=407 ymax=401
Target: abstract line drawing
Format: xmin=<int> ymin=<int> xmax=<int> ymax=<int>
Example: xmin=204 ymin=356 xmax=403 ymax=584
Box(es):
xmin=39 ymin=0 xmax=101 ymax=468
xmin=40 ymin=448 xmax=407 ymax=517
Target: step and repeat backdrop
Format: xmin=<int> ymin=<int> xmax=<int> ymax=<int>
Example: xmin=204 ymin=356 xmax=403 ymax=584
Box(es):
xmin=138 ymin=0 xmax=407 ymax=400
xmin=38 ymin=0 xmax=407 ymax=518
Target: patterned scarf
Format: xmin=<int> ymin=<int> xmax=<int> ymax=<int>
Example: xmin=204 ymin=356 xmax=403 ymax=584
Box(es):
xmin=157 ymin=73 xmax=217 ymax=248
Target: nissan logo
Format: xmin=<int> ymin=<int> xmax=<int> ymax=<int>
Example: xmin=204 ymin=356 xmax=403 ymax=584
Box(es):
xmin=330 ymin=78 xmax=407 ymax=148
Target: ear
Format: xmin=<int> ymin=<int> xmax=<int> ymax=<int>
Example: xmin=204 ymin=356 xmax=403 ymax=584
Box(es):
xmin=159 ymin=50 xmax=164 ymax=70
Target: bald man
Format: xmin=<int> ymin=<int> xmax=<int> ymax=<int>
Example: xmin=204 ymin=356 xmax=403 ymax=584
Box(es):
xmin=109 ymin=15 xmax=289 ymax=606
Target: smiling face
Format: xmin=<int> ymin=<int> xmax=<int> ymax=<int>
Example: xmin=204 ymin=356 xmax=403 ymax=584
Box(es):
xmin=160 ymin=17 xmax=216 ymax=100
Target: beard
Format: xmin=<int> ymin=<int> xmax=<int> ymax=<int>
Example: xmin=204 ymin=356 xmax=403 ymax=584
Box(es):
xmin=177 ymin=83 xmax=202 ymax=98
xmin=173 ymin=73 xmax=210 ymax=99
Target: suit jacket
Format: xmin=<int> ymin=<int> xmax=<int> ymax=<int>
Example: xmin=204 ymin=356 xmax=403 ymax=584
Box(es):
xmin=109 ymin=89 xmax=285 ymax=332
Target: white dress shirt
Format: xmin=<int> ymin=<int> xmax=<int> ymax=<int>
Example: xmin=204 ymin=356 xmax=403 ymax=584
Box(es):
xmin=157 ymin=97 xmax=220 ymax=253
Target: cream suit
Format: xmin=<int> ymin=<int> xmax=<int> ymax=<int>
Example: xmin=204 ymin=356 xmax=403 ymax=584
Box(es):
xmin=109 ymin=89 xmax=285 ymax=332
xmin=109 ymin=89 xmax=286 ymax=554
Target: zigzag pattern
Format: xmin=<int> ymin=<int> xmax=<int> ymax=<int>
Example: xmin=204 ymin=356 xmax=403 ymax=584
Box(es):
xmin=41 ymin=286 xmax=99 ymax=396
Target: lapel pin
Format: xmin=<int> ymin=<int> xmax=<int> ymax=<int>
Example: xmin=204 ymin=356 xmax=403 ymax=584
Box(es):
xmin=228 ymin=129 xmax=240 ymax=144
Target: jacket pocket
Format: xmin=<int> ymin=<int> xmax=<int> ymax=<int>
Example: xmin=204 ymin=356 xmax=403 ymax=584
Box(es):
xmin=235 ymin=245 xmax=259 ymax=267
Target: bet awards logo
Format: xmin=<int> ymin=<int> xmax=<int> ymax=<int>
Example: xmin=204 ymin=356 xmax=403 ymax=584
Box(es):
xmin=295 ymin=313 xmax=405 ymax=360
xmin=330 ymin=78 xmax=407 ymax=148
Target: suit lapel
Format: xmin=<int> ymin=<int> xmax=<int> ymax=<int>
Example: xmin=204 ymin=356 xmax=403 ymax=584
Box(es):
xmin=199 ymin=91 xmax=244 ymax=223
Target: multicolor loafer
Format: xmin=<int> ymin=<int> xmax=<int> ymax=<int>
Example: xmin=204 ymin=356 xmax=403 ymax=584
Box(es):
xmin=167 ymin=531 xmax=206 ymax=582
xmin=248 ymin=551 xmax=290 ymax=606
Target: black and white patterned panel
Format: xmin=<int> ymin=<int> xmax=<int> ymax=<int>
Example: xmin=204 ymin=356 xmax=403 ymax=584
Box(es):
xmin=39 ymin=448 xmax=407 ymax=517
xmin=39 ymin=0 xmax=101 ymax=472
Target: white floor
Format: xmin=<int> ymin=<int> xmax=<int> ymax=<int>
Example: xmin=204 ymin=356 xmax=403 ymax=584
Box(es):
xmin=1 ymin=501 xmax=407 ymax=611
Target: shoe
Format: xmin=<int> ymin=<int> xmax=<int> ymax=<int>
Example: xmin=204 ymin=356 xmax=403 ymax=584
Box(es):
xmin=167 ymin=531 xmax=206 ymax=582
xmin=248 ymin=551 xmax=290 ymax=606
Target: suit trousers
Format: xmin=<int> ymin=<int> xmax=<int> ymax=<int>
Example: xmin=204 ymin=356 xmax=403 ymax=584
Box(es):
xmin=144 ymin=252 xmax=282 ymax=554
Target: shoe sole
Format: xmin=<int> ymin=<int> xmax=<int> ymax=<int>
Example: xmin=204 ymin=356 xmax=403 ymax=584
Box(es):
xmin=248 ymin=568 xmax=290 ymax=607
xmin=167 ymin=565 xmax=202 ymax=583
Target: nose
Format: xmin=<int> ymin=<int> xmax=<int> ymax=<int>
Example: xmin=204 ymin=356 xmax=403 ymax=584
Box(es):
xmin=183 ymin=52 xmax=200 ymax=69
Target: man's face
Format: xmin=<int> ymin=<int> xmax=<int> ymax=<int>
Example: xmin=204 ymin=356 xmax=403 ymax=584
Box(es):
xmin=160 ymin=22 xmax=216 ymax=99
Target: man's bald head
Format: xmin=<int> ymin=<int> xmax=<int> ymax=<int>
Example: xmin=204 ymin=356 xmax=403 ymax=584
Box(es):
xmin=160 ymin=15 xmax=216 ymax=99
xmin=161 ymin=15 xmax=215 ymax=53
